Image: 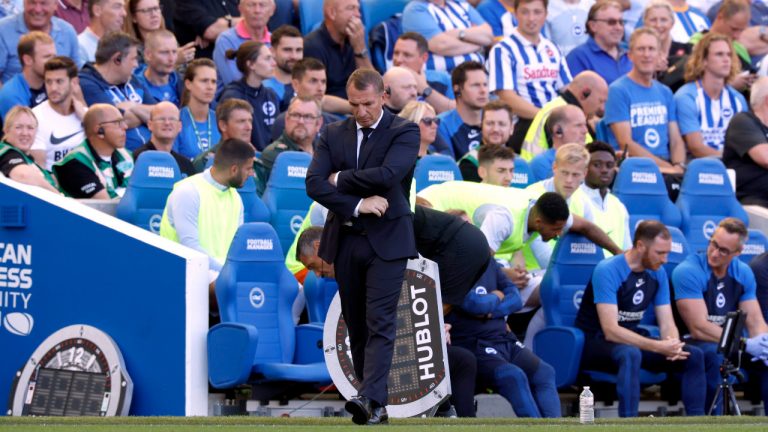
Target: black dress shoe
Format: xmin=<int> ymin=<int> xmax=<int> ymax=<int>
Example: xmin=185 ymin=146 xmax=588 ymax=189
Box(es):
xmin=367 ymin=405 xmax=389 ymax=425
xmin=345 ymin=396 xmax=372 ymax=425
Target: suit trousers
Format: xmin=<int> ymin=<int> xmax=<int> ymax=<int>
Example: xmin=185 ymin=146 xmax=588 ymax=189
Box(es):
xmin=336 ymin=229 xmax=407 ymax=406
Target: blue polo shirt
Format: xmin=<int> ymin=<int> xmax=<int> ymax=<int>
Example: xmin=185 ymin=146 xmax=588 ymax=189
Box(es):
xmin=304 ymin=23 xmax=356 ymax=99
xmin=133 ymin=66 xmax=182 ymax=107
xmin=0 ymin=14 xmax=80 ymax=83
xmin=0 ymin=73 xmax=47 ymax=120
xmin=212 ymin=22 xmax=271 ymax=87
xmin=566 ymin=36 xmax=632 ymax=85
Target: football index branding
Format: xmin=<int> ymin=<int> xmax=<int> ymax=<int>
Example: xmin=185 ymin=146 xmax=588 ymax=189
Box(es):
xmin=148 ymin=166 xmax=175 ymax=179
xmin=0 ymin=243 xmax=34 ymax=336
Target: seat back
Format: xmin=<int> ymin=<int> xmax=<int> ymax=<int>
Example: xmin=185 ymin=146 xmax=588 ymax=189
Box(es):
xmin=361 ymin=0 xmax=408 ymax=34
xmin=414 ymin=154 xmax=463 ymax=192
xmin=642 ymin=226 xmax=689 ymax=326
xmin=511 ymin=157 xmax=533 ymax=189
xmin=238 ymin=176 xmax=270 ymax=223
xmin=613 ymin=157 xmax=682 ymax=230
xmin=676 ymin=158 xmax=748 ymax=254
xmin=116 ymin=151 xmax=181 ymax=233
xmin=262 ymin=151 xmax=313 ymax=253
xmin=540 ymin=234 xmax=605 ymax=327
xmin=298 ymin=0 xmax=324 ymax=34
xmin=302 ymin=271 xmax=339 ymax=323
xmin=216 ymin=223 xmax=298 ymax=365
xmin=369 ymin=14 xmax=403 ymax=74
xmin=740 ymin=229 xmax=768 ymax=264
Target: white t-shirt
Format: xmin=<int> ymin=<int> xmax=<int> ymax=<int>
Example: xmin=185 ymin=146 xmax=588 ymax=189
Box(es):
xmin=31 ymin=102 xmax=85 ymax=170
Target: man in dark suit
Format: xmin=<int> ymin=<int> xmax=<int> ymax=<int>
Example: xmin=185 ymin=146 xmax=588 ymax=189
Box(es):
xmin=305 ymin=68 xmax=420 ymax=425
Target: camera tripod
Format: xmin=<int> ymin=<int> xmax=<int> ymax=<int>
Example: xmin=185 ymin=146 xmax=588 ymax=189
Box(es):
xmin=707 ymin=352 xmax=744 ymax=416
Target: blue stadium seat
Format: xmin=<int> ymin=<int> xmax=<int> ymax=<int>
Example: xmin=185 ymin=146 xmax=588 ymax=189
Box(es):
xmin=740 ymin=229 xmax=768 ymax=264
xmin=238 ymin=176 xmax=271 ymax=223
xmin=675 ymin=158 xmax=748 ymax=255
xmin=361 ymin=0 xmax=409 ymax=34
xmin=511 ymin=157 xmax=533 ymax=189
xmin=298 ymin=0 xmax=324 ymax=35
xmin=261 ymin=151 xmax=313 ymax=254
xmin=302 ymin=271 xmax=339 ymax=324
xmin=613 ymin=158 xmax=682 ymax=230
xmin=116 ymin=151 xmax=181 ymax=233
xmin=414 ymin=154 xmax=463 ymax=192
xmin=207 ymin=223 xmax=330 ymax=388
xmin=534 ymin=233 xmax=603 ymax=388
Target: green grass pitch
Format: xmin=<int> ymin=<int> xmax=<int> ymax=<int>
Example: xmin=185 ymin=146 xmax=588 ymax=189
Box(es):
xmin=1 ymin=416 xmax=767 ymax=431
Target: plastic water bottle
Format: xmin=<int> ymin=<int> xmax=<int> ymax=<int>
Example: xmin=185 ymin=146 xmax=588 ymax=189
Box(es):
xmin=579 ymin=386 xmax=594 ymax=424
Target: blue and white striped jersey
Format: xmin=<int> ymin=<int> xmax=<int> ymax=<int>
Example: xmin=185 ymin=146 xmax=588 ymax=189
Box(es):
xmin=403 ymin=0 xmax=486 ymax=72
xmin=674 ymin=81 xmax=746 ymax=152
xmin=488 ymin=28 xmax=572 ymax=109
xmin=476 ymin=0 xmax=517 ymax=40
xmin=671 ymin=6 xmax=710 ymax=44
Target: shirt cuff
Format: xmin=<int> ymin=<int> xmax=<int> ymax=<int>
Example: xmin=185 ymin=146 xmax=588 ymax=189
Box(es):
xmin=334 ymin=172 xmax=340 ymax=187
xmin=353 ymin=199 xmax=363 ymax=217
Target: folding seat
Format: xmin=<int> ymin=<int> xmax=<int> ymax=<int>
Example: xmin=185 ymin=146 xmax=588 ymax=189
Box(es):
xmin=613 ymin=157 xmax=682 ymax=231
xmin=414 ymin=154 xmax=463 ymax=192
xmin=298 ymin=0 xmax=324 ymax=34
xmin=675 ymin=158 xmax=748 ymax=254
xmin=116 ymin=150 xmax=180 ymax=233
xmin=511 ymin=157 xmax=533 ymax=189
xmin=360 ymin=0 xmax=409 ymax=34
xmin=238 ymin=176 xmax=270 ymax=223
xmin=739 ymin=229 xmax=768 ymax=264
xmin=207 ymin=223 xmax=329 ymax=388
xmin=262 ymin=151 xmax=313 ymax=254
xmin=302 ymin=271 xmax=339 ymax=324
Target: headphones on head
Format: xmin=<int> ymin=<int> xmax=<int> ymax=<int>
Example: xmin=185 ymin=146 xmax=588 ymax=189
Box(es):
xmin=454 ymin=86 xmax=461 ymax=97
xmin=582 ymin=89 xmax=592 ymax=99
xmin=555 ymin=125 xmax=564 ymax=137
xmin=97 ymin=127 xmax=105 ymax=136
xmin=385 ymin=86 xmax=391 ymax=96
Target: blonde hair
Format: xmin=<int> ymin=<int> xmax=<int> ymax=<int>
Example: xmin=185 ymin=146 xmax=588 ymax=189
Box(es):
xmin=555 ymin=143 xmax=589 ymax=166
xmin=642 ymin=0 xmax=674 ymax=24
xmin=3 ymin=106 xmax=38 ymax=135
xmin=398 ymin=101 xmax=436 ymax=124
xmin=629 ymin=27 xmax=660 ymax=50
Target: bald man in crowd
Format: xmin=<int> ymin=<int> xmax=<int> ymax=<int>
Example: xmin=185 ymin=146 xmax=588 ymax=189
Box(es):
xmin=383 ymin=66 xmax=419 ymax=115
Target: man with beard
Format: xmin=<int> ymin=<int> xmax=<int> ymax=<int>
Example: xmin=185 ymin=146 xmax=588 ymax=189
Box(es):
xmin=263 ymin=25 xmax=303 ymax=112
xmin=437 ymin=61 xmax=488 ymax=160
xmin=31 ymin=55 xmax=86 ymax=170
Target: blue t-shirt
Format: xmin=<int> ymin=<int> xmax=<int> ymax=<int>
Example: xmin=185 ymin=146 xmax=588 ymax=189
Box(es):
xmin=133 ymin=67 xmax=182 ymax=107
xmin=566 ymin=37 xmax=632 ymax=86
xmin=604 ymin=75 xmax=677 ymax=160
xmin=402 ymin=0 xmax=486 ymax=72
xmin=176 ymin=106 xmax=222 ymax=159
xmin=674 ymin=81 xmax=746 ymax=152
xmin=672 ymin=253 xmax=756 ymax=327
xmin=436 ymin=109 xmax=482 ymax=160
xmin=425 ymin=69 xmax=455 ymax=100
xmin=529 ymin=147 xmax=555 ymax=182
xmin=0 ymin=73 xmax=46 ymax=120
xmin=576 ymin=253 xmax=670 ymax=335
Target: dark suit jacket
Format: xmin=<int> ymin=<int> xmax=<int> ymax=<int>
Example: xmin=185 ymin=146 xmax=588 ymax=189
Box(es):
xmin=306 ymin=109 xmax=420 ymax=262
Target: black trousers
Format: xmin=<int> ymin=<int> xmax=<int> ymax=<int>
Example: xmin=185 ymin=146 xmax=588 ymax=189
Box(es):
xmin=335 ymin=230 xmax=407 ymax=406
xmin=446 ymin=345 xmax=478 ymax=417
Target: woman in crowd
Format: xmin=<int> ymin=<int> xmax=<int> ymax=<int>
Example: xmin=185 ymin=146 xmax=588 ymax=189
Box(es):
xmin=0 ymin=106 xmax=59 ymax=193
xmin=124 ymin=0 xmax=194 ymax=66
xmin=643 ymin=0 xmax=692 ymax=80
xmin=177 ymin=59 xmax=222 ymax=159
xmin=399 ymin=100 xmax=440 ymax=158
xmin=219 ymin=41 xmax=279 ymax=151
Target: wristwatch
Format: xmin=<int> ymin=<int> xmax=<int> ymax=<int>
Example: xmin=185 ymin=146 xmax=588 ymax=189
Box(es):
xmin=421 ymin=86 xmax=433 ymax=98
xmin=225 ymin=15 xmax=233 ymax=28
xmin=354 ymin=48 xmax=369 ymax=58
xmin=458 ymin=30 xmax=466 ymax=41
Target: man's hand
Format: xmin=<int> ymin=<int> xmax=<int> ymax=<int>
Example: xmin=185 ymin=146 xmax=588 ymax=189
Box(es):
xmin=510 ymin=265 xmax=530 ymax=289
xmin=491 ymin=290 xmax=505 ymax=301
xmin=730 ymin=71 xmax=758 ymax=91
xmin=176 ymin=41 xmax=197 ymax=66
xmin=410 ymin=68 xmax=430 ymax=94
xmin=746 ymin=333 xmax=768 ymax=366
xmin=345 ymin=17 xmax=367 ymax=52
xmin=656 ymin=337 xmax=689 ymax=361
xmin=359 ymin=196 xmax=389 ymax=216
xmin=328 ymin=172 xmax=339 ymax=187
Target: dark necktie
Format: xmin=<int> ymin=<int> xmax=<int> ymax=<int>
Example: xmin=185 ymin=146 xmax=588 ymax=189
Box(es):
xmin=358 ymin=127 xmax=373 ymax=168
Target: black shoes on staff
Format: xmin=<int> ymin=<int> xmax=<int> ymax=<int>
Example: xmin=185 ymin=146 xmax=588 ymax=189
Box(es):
xmin=345 ymin=396 xmax=389 ymax=425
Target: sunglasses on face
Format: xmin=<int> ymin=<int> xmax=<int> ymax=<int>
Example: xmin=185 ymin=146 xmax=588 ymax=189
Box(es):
xmin=420 ymin=117 xmax=440 ymax=126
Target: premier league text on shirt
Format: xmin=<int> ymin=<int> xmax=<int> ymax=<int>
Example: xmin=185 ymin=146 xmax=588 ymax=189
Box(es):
xmin=630 ymin=104 xmax=668 ymax=127
xmin=0 ymin=243 xmax=32 ymax=308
